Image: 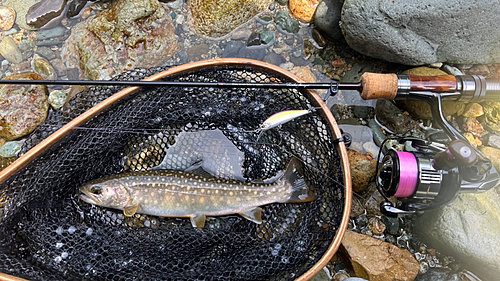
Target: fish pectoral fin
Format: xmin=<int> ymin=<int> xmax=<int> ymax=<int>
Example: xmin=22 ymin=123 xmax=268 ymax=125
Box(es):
xmin=123 ymin=203 xmax=139 ymax=217
xmin=239 ymin=207 xmax=262 ymax=224
xmin=190 ymin=215 xmax=206 ymax=228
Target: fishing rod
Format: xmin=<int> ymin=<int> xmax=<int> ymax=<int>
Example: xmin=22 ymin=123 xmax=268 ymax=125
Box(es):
xmin=2 ymin=72 xmax=500 ymax=102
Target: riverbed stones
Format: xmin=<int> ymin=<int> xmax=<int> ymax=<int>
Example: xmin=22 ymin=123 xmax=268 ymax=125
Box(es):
xmin=0 ymin=36 xmax=23 ymax=64
xmin=3 ymin=0 xmax=38 ymax=31
xmin=340 ymin=0 xmax=500 ymax=65
xmin=26 ymin=0 xmax=67 ymax=29
xmin=0 ymin=6 xmax=16 ymax=31
xmin=0 ymin=73 xmax=49 ymax=140
xmin=288 ymin=0 xmax=319 ymax=23
xmin=61 ymin=0 xmax=178 ymax=80
xmin=32 ymin=54 xmax=57 ymax=80
xmin=479 ymin=102 xmax=500 ymax=133
xmin=415 ymin=187 xmax=500 ymax=281
xmin=347 ymin=150 xmax=376 ymax=193
xmin=313 ymin=0 xmax=343 ymax=41
xmin=188 ymin=0 xmax=272 ymax=38
xmin=341 ymin=230 xmax=419 ymax=281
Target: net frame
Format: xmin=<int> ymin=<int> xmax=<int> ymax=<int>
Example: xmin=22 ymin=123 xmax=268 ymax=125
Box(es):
xmin=0 ymin=58 xmax=351 ymax=281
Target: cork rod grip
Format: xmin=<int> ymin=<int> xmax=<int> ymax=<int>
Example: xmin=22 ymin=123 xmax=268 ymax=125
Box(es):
xmin=360 ymin=73 xmax=398 ymax=100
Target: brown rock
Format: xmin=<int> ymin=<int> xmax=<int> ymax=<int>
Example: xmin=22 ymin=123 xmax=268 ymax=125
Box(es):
xmin=462 ymin=117 xmax=487 ymax=137
xmin=341 ymin=230 xmax=419 ymax=281
xmin=479 ymin=146 xmax=500 ymax=174
xmin=288 ymin=0 xmax=319 ymax=23
xmin=463 ymin=132 xmax=482 ymax=147
xmin=0 ymin=6 xmax=16 ymax=31
xmin=290 ymin=66 xmax=316 ymax=83
xmin=468 ymin=64 xmax=490 ymax=76
xmin=368 ymin=217 xmax=386 ymax=236
xmin=347 ymin=150 xmax=377 ymax=193
xmin=189 ymin=0 xmax=272 ymax=38
xmin=461 ymin=103 xmax=484 ymax=118
xmin=331 ymin=59 xmax=345 ymax=68
xmin=187 ymin=43 xmax=209 ymax=61
xmin=0 ymin=73 xmax=49 ymax=140
xmin=61 ymin=0 xmax=178 ymax=80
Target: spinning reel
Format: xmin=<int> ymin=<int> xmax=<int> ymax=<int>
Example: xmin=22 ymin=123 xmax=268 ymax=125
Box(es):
xmin=367 ymin=73 xmax=500 ymax=216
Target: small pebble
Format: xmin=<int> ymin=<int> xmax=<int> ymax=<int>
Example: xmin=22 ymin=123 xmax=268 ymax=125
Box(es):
xmin=0 ymin=140 xmax=24 ymax=158
xmin=279 ymin=62 xmax=294 ymax=71
xmin=429 ymin=62 xmax=443 ymax=68
xmin=0 ymin=6 xmax=16 ymax=31
xmin=441 ymin=64 xmax=464 ymax=75
xmin=32 ymin=54 xmax=57 ymax=80
xmin=0 ymin=36 xmax=22 ymax=64
xmin=368 ymin=217 xmax=386 ymax=235
xmin=81 ymin=7 xmax=92 ymax=20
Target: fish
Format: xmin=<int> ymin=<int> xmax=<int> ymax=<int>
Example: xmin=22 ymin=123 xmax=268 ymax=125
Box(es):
xmin=79 ymin=158 xmax=315 ymax=228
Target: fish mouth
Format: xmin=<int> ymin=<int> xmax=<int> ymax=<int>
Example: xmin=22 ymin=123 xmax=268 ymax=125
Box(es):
xmin=79 ymin=190 xmax=102 ymax=205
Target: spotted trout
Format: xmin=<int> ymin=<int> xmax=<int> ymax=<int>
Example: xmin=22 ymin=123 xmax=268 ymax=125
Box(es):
xmin=79 ymin=158 xmax=315 ymax=227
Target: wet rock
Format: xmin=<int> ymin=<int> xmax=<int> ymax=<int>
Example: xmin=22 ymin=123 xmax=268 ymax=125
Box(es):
xmin=66 ymin=67 xmax=79 ymax=80
xmin=290 ymin=66 xmax=316 ymax=83
xmin=375 ymin=99 xmax=420 ymax=135
xmin=442 ymin=64 xmax=464 ymax=76
xmin=462 ymin=117 xmax=486 ymax=137
xmin=367 ymin=217 xmax=385 ymax=236
xmin=67 ymin=0 xmax=88 ymax=18
xmin=48 ymin=89 xmax=70 ymax=110
xmin=188 ymin=0 xmax=272 ymax=38
xmin=463 ymin=132 xmax=481 ymax=147
xmin=36 ymin=26 xmax=66 ymax=40
xmin=277 ymin=0 xmax=289 ymax=5
xmin=313 ymin=0 xmax=343 ymax=41
xmin=341 ymin=0 xmax=500 ymax=65
xmin=479 ymin=102 xmax=500 ymax=133
xmin=50 ymin=59 xmax=67 ymax=77
xmin=263 ymin=52 xmax=285 ymax=66
xmin=312 ymin=28 xmax=326 ymax=47
xmin=468 ymin=64 xmax=490 ymax=76
xmin=26 ymin=0 xmax=67 ymax=29
xmin=3 ymin=0 xmax=38 ymax=31
xmin=246 ymin=31 xmax=275 ymax=47
xmin=461 ymin=103 xmax=484 ymax=118
xmin=0 ymin=140 xmax=23 ymax=158
xmin=221 ymin=40 xmax=245 ymax=58
xmin=0 ymin=37 xmax=23 ymax=64
xmin=384 ymin=216 xmax=399 ymax=236
xmin=231 ymin=29 xmax=253 ymax=40
xmin=275 ymin=10 xmax=300 ymax=34
xmin=32 ymin=54 xmax=57 ymax=80
xmin=415 ymin=188 xmax=500 ymax=281
xmin=415 ymin=268 xmax=456 ymax=281
xmin=484 ymin=134 xmax=500 ymax=150
xmin=61 ymin=0 xmax=178 ymax=80
xmin=279 ymin=62 xmax=294 ymax=71
xmin=347 ymin=150 xmax=376 ymax=193
xmin=340 ymin=230 xmax=419 ymax=281
xmin=396 ymin=67 xmax=465 ymax=119
xmin=187 ymin=43 xmax=209 ymax=61
xmin=479 ymin=146 xmax=500 ymax=174
xmin=288 ymin=0 xmax=319 ymax=23
xmin=0 ymin=73 xmax=49 ymax=141
xmin=290 ymin=55 xmax=309 ymax=67
xmin=0 ymin=6 xmax=16 ymax=31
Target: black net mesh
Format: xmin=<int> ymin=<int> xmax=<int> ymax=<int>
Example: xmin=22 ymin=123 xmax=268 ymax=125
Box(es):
xmin=0 ymin=65 xmax=345 ymax=280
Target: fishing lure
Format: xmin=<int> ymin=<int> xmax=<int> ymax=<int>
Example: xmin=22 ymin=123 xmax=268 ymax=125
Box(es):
xmin=257 ymin=109 xmax=312 ymax=141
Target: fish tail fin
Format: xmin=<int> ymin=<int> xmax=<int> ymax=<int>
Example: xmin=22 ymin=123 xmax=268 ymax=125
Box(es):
xmin=281 ymin=158 xmax=316 ymax=203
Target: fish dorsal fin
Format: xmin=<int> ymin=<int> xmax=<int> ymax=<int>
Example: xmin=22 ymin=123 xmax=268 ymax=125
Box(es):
xmin=190 ymin=215 xmax=206 ymax=228
xmin=239 ymin=207 xmax=262 ymax=224
xmin=123 ymin=203 xmax=139 ymax=217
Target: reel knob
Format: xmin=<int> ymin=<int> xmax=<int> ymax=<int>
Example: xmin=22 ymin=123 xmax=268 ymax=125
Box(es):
xmin=433 ymin=140 xmax=477 ymax=170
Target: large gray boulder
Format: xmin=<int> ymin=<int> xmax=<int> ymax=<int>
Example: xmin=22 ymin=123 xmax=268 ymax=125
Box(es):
xmin=415 ymin=189 xmax=500 ymax=281
xmin=340 ymin=0 xmax=500 ymax=65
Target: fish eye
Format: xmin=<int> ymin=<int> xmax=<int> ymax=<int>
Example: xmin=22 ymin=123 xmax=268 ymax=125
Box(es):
xmin=90 ymin=185 xmax=102 ymax=195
